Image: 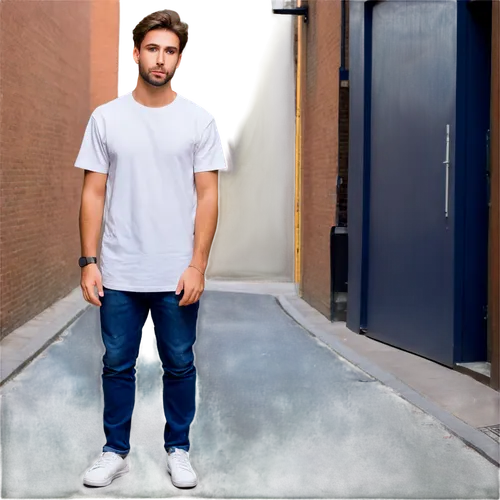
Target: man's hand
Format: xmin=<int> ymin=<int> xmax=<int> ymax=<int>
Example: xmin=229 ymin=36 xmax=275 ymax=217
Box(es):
xmin=80 ymin=264 xmax=104 ymax=306
xmin=176 ymin=266 xmax=205 ymax=306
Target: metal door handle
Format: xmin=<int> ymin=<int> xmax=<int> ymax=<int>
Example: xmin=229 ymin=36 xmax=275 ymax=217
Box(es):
xmin=443 ymin=124 xmax=450 ymax=218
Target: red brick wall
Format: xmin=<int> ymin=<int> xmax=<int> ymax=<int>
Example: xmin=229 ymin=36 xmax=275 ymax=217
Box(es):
xmin=0 ymin=0 xmax=119 ymax=339
xmin=91 ymin=0 xmax=120 ymax=112
xmin=301 ymin=0 xmax=342 ymax=318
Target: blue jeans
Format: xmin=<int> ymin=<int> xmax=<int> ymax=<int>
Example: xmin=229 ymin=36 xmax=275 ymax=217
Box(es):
xmin=99 ymin=287 xmax=199 ymax=455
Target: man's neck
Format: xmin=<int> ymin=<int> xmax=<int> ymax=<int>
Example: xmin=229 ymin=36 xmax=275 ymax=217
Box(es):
xmin=132 ymin=81 xmax=177 ymax=108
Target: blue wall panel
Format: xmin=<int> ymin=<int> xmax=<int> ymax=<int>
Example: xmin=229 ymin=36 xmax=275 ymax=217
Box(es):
xmin=454 ymin=0 xmax=491 ymax=362
xmin=347 ymin=0 xmax=490 ymax=365
xmin=346 ymin=0 xmax=367 ymax=332
xmin=366 ymin=0 xmax=457 ymax=365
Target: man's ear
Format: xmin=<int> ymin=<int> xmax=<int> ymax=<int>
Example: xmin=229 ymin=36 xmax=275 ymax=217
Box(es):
xmin=133 ymin=47 xmax=140 ymax=64
xmin=176 ymin=53 xmax=183 ymax=69
xmin=130 ymin=47 xmax=139 ymax=64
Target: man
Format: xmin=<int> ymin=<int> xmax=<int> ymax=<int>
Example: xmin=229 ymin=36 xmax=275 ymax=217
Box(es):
xmin=75 ymin=9 xmax=226 ymax=489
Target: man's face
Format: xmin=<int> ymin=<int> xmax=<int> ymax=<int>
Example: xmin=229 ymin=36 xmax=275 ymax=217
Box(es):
xmin=133 ymin=29 xmax=182 ymax=87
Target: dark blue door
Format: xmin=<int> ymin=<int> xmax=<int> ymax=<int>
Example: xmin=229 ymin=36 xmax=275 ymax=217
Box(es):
xmin=362 ymin=0 xmax=490 ymax=366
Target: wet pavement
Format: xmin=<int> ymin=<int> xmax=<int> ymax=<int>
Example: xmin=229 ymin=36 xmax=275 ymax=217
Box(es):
xmin=1 ymin=291 xmax=498 ymax=498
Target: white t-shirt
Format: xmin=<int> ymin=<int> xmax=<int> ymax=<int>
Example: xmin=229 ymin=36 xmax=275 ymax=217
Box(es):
xmin=74 ymin=92 xmax=227 ymax=292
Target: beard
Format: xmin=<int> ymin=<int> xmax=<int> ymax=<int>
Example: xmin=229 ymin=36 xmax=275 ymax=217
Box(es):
xmin=138 ymin=61 xmax=175 ymax=87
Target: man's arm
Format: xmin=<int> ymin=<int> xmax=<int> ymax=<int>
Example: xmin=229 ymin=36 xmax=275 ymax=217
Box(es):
xmin=79 ymin=170 xmax=107 ymax=306
xmin=176 ymin=115 xmax=224 ymax=306
xmin=80 ymin=170 xmax=107 ymax=254
xmin=191 ymin=170 xmax=219 ymax=273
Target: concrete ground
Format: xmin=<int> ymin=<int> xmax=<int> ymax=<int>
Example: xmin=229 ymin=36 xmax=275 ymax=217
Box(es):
xmin=1 ymin=286 xmax=499 ymax=498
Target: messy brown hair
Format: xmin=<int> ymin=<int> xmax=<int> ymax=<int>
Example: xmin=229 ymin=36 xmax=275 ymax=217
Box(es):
xmin=133 ymin=10 xmax=188 ymax=53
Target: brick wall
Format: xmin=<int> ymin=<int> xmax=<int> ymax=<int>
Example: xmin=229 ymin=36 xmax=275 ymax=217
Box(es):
xmin=301 ymin=0 xmax=342 ymax=318
xmin=337 ymin=86 xmax=349 ymax=226
xmin=0 ymin=0 xmax=119 ymax=339
xmin=337 ymin=1 xmax=349 ymax=227
xmin=91 ymin=0 xmax=120 ymax=113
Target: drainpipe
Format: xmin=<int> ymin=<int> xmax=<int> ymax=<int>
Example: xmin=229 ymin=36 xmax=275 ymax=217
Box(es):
xmin=295 ymin=1 xmax=305 ymax=292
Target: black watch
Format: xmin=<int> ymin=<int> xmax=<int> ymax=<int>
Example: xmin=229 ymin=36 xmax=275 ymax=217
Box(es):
xmin=78 ymin=256 xmax=97 ymax=268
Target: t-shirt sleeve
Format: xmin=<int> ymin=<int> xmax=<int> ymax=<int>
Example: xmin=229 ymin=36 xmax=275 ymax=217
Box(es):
xmin=74 ymin=115 xmax=109 ymax=174
xmin=193 ymin=119 xmax=227 ymax=173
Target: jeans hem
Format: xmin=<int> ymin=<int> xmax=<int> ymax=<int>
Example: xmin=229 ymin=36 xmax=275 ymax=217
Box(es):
xmin=165 ymin=445 xmax=190 ymax=453
xmin=103 ymin=445 xmax=129 ymax=456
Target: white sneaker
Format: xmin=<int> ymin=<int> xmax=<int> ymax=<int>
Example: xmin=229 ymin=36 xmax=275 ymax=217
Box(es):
xmin=83 ymin=452 xmax=129 ymax=487
xmin=166 ymin=448 xmax=198 ymax=488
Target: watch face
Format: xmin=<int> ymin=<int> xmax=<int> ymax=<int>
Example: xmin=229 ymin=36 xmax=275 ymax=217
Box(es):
xmin=79 ymin=257 xmax=96 ymax=267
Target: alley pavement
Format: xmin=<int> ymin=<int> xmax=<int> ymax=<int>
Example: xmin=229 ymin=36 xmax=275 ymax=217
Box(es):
xmin=1 ymin=289 xmax=499 ymax=498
